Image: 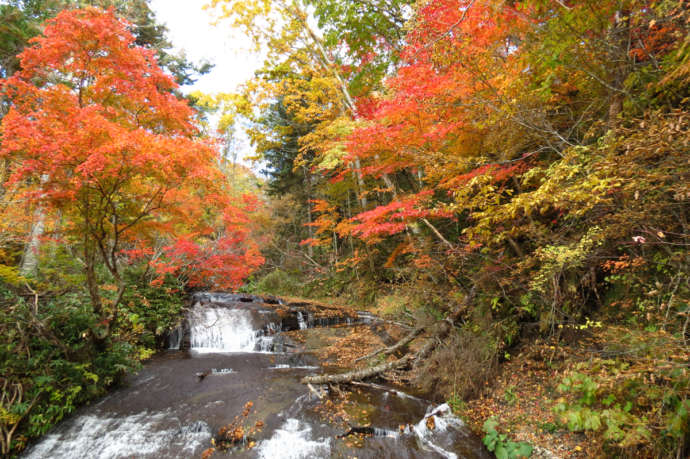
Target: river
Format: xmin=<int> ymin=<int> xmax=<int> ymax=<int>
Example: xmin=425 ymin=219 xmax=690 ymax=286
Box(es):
xmin=23 ymin=293 xmax=490 ymax=459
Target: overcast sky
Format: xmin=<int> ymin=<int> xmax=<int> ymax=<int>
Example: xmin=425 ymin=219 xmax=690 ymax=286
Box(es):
xmin=149 ymin=0 xmax=262 ymax=95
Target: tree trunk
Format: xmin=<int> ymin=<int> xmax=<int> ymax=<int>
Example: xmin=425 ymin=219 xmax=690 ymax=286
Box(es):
xmin=20 ymin=174 xmax=50 ymax=276
xmin=20 ymin=208 xmax=45 ymax=276
xmin=303 ymin=166 xmax=314 ymax=259
xmin=606 ymin=9 xmax=631 ymax=129
xmin=83 ymin=240 xmax=111 ymax=349
xmin=355 ymin=325 xmax=425 ymax=362
xmin=287 ymin=4 xmax=370 ymax=210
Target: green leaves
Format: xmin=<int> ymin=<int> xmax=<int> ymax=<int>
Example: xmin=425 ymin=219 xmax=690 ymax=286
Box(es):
xmin=553 ymin=366 xmax=670 ymax=447
xmin=482 ymin=417 xmax=533 ymax=459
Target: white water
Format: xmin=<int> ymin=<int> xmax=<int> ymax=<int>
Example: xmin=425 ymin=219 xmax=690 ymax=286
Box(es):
xmin=23 ymin=412 xmax=211 ymax=459
xmin=168 ymin=326 xmax=182 ymax=350
xmin=257 ymin=418 xmax=331 ymax=459
xmin=412 ymin=403 xmax=466 ymax=459
xmin=211 ymin=368 xmax=235 ymax=375
xmin=24 ymin=297 xmax=484 ymax=459
xmin=269 ymin=364 xmax=318 ymax=370
xmin=189 ymin=306 xmax=270 ymax=353
xmin=296 ymin=312 xmax=308 ymax=330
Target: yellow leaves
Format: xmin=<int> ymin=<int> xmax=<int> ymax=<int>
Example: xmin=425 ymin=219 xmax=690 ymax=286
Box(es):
xmin=0 ymin=264 xmax=26 ymax=287
xmin=206 ymin=0 xmax=278 ymax=51
xmin=279 ymin=74 xmax=342 ymax=125
xmin=189 ymin=91 xmax=251 ymax=133
xmin=528 ymin=226 xmax=604 ymax=296
xmin=207 ymin=0 xmax=316 ymax=60
xmin=0 ymin=407 xmax=22 ymax=427
xmin=207 ymin=0 xmax=357 ymax=178
xmin=301 ymin=117 xmax=355 ymax=171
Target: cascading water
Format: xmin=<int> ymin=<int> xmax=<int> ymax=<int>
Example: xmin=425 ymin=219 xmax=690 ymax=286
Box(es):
xmin=411 ymin=404 xmax=468 ymax=459
xmin=22 ymin=293 xmax=490 ymax=459
xmin=256 ymin=418 xmax=331 ymax=459
xmin=296 ymin=311 xmax=308 ymax=330
xmin=23 ymin=412 xmax=211 ymax=459
xmin=188 ymin=305 xmax=272 ymax=353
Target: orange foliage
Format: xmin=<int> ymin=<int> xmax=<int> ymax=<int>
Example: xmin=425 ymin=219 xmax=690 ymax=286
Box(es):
xmin=0 ymin=8 xmax=262 ymax=290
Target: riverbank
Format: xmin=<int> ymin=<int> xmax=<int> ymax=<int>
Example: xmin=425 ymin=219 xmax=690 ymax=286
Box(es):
xmin=277 ymin=294 xmax=689 ymax=459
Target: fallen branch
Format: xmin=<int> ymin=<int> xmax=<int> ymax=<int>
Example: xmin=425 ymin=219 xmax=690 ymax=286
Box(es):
xmin=301 ymin=287 xmax=476 ymax=386
xmin=368 ymin=317 xmax=414 ymax=330
xmin=307 ymin=383 xmax=325 ymax=399
xmin=421 ymin=218 xmax=454 ymax=249
xmin=355 ymin=326 xmax=425 ymax=362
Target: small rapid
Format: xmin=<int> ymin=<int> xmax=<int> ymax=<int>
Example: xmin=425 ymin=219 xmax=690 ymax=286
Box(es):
xmin=24 ymin=412 xmax=212 ymax=459
xmin=256 ymin=418 xmax=331 ymax=459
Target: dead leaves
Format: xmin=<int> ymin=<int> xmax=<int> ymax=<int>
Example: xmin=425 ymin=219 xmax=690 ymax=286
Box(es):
xmin=212 ymin=401 xmax=264 ymax=452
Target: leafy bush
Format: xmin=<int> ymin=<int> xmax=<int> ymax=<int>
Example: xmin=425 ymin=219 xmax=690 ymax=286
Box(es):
xmin=482 ymin=417 xmax=533 ymax=459
xmin=0 ymin=263 xmax=186 ymax=456
xmin=247 ymin=269 xmax=303 ymax=296
xmin=554 ymin=344 xmax=689 ymax=457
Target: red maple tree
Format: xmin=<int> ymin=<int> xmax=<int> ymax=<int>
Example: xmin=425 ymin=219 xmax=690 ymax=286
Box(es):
xmin=1 ymin=8 xmax=263 ymax=339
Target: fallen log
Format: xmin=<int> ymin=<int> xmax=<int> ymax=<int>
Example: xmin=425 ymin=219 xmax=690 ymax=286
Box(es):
xmin=301 ymin=353 xmax=415 ymax=385
xmin=301 ymin=287 xmax=476 ymax=386
xmin=307 ymin=383 xmax=325 ymax=399
xmin=354 ymin=325 xmax=425 ymax=363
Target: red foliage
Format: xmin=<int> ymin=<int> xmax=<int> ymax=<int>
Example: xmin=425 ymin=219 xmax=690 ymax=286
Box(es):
xmin=441 ymin=162 xmax=530 ymax=191
xmin=0 ymin=8 xmax=263 ymax=290
xmin=343 ymin=191 xmax=452 ymax=242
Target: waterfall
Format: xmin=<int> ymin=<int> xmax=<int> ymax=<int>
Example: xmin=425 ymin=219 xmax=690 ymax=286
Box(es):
xmin=188 ymin=305 xmax=271 ymax=353
xmin=411 ymin=403 xmax=464 ymax=459
xmin=296 ymin=312 xmax=307 ymax=330
xmin=22 ymin=293 xmax=488 ymax=459
xmin=23 ymin=412 xmax=212 ymax=459
xmin=168 ymin=326 xmax=182 ymax=350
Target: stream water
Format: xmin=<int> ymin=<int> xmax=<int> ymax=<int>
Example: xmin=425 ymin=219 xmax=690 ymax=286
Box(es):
xmin=22 ymin=293 xmax=490 ymax=459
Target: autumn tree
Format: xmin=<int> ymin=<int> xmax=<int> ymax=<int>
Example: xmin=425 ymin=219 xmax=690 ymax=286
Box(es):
xmin=0 ymin=8 xmax=260 ymax=342
xmin=205 ymin=0 xmax=420 ymax=276
xmin=0 ymin=0 xmax=213 ymax=275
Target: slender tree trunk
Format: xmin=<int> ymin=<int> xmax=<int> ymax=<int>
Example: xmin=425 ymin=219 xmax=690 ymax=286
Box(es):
xmin=20 ymin=174 xmax=49 ymax=276
xmin=0 ymin=98 xmax=9 ymax=200
xmin=288 ymin=3 xmax=369 ymax=209
xmin=20 ymin=208 xmax=45 ymax=276
xmin=84 ymin=243 xmax=102 ymax=317
xmin=352 ymin=158 xmax=368 ymax=209
xmin=303 ymin=166 xmax=314 ymax=259
xmin=83 ymin=235 xmax=111 ymax=350
xmin=606 ymin=9 xmax=631 ymax=129
xmin=0 ymin=157 xmax=9 ymax=201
